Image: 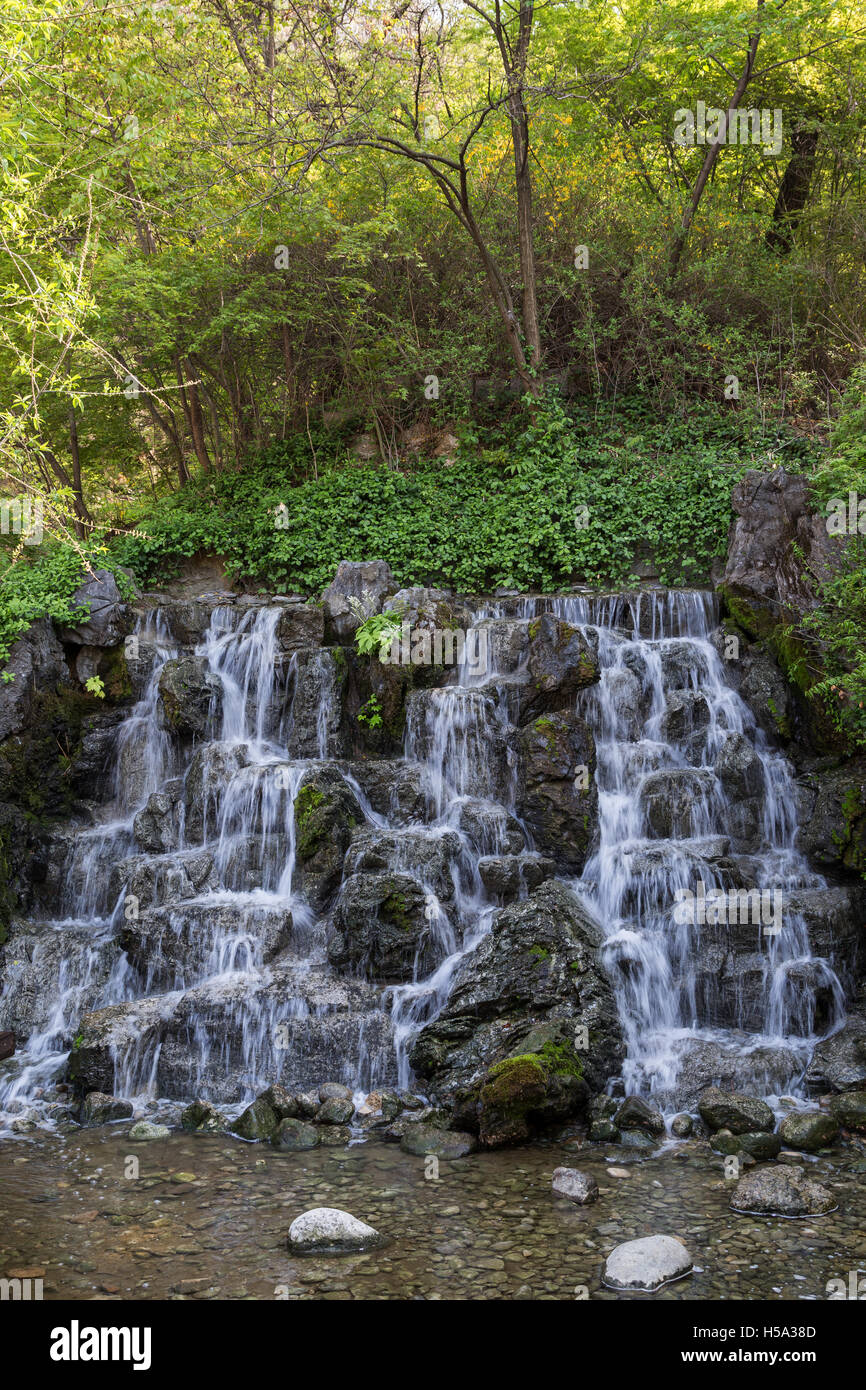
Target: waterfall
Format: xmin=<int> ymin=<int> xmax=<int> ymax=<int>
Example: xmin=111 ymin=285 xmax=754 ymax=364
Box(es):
xmin=0 ymin=587 xmax=850 ymax=1132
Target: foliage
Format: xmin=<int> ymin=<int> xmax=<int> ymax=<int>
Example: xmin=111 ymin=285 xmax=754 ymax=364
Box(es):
xmin=354 ymin=610 xmax=404 ymax=660
xmin=113 ymin=393 xmax=788 ymax=596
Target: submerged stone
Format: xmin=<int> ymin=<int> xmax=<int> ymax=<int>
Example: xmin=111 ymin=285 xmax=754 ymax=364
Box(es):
xmin=287 ymin=1207 xmax=387 ymax=1254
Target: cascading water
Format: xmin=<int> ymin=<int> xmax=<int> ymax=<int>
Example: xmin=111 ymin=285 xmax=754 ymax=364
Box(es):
xmin=0 ymin=585 xmax=851 ymax=1135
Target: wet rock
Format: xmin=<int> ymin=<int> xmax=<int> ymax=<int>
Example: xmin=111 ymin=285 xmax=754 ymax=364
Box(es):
xmin=319 ymin=1082 xmax=353 ymax=1103
xmin=604 ymin=1235 xmax=692 ymax=1292
xmin=272 ymin=1118 xmax=320 ymax=1151
xmin=588 ymin=1094 xmax=620 ymax=1143
xmin=640 ymin=768 xmax=716 ymax=839
xmin=317 ymin=1124 xmax=352 ymax=1146
xmin=294 ymin=1091 xmax=321 ymax=1118
xmin=321 ymin=561 xmax=397 ymax=644
xmin=276 ymin=602 xmax=325 ymax=654
xmin=158 ymin=656 xmax=221 ymax=737
xmin=344 ymin=827 xmax=462 ymax=903
xmin=829 ymin=1090 xmax=866 ymax=1133
xmin=477 ymin=853 xmax=555 ymax=904
xmin=231 ymin=1097 xmax=279 ymax=1141
xmin=180 ymin=1100 xmax=226 ymax=1134
xmin=804 ymin=1016 xmax=866 ymax=1093
xmin=257 ymin=1084 xmax=298 ymax=1119
xmin=340 ymin=759 xmax=431 ymax=826
xmin=779 ymin=1111 xmax=839 ymax=1152
xmin=796 ymin=760 xmax=866 ymax=875
xmin=287 ymin=1207 xmax=386 ymax=1253
xmin=697 ymin=1086 xmax=776 ymax=1134
xmin=454 ymin=798 xmax=526 ymax=856
xmin=614 ymin=1095 xmax=665 ymax=1136
xmin=513 ymin=711 xmax=598 ymax=873
xmin=721 ymin=469 xmax=835 ymax=644
xmin=410 ymin=882 xmax=625 ymax=1118
xmin=128 ymin=1120 xmax=170 ymax=1141
xmin=517 ymin=614 xmax=599 ymax=724
xmin=738 ymin=643 xmax=795 ymax=744
xmin=182 ymin=743 xmax=249 ymax=843
xmin=285 ymin=649 xmax=347 ymax=759
xmin=658 ymin=691 xmax=710 ymax=743
xmin=730 ymin=1166 xmax=836 ymax=1217
xmin=60 ymin=569 xmax=132 ymax=648
xmin=619 ymin=1128 xmax=658 ymax=1150
xmin=133 ymin=785 xmax=184 ymax=854
xmin=552 ymin=1167 xmax=598 ymax=1204
xmin=671 ymin=1113 xmax=693 ymax=1138
xmin=80 ymin=1092 xmax=133 ymax=1127
xmin=316 ymin=1097 xmax=354 ymax=1126
xmin=293 ymin=766 xmax=363 ymax=911
xmin=710 ymin=1129 xmax=781 ymax=1160
xmin=713 ymin=731 xmax=765 ymax=800
xmin=0 ymin=618 xmax=68 ymax=742
xmin=329 ymin=871 xmax=437 ymax=982
xmin=357 ymin=1091 xmax=402 ymax=1122
xmin=399 ymin=1126 xmax=477 ymax=1158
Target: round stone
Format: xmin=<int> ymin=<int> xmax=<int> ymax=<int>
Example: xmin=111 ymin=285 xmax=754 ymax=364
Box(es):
xmin=128 ymin=1120 xmax=170 ymax=1141
xmin=603 ymin=1235 xmax=692 ymax=1292
xmin=287 ymin=1207 xmax=386 ymax=1254
xmin=729 ymin=1166 xmax=837 ymax=1217
xmin=552 ymin=1167 xmax=598 ymax=1204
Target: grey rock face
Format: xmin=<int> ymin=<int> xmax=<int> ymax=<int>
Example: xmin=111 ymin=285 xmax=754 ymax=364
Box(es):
xmin=0 ymin=618 xmax=68 ymax=742
xmin=60 ymin=569 xmax=132 ymax=648
xmin=410 ymin=880 xmax=625 ymax=1106
xmin=329 ymin=871 xmax=440 ymax=981
xmin=722 ymin=469 xmax=835 ymax=639
xmin=513 ymin=710 xmax=598 ymax=873
xmin=158 ymin=656 xmax=221 ymax=737
xmin=293 ymin=765 xmax=363 ymax=911
xmin=321 ymin=560 xmax=397 ymax=643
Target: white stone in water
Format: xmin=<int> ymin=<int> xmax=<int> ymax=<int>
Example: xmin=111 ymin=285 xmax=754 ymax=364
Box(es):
xmin=288 ymin=1207 xmax=382 ymax=1252
xmin=603 ymin=1235 xmax=692 ymax=1292
xmin=552 ymin=1167 xmax=598 ymax=1204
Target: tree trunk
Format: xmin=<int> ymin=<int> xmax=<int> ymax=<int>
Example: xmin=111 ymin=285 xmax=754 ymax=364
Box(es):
xmin=765 ymin=124 xmax=819 ymax=254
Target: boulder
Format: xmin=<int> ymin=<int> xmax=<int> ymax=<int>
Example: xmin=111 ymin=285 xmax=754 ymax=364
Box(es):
xmin=80 ymin=1092 xmax=133 ymax=1126
xmin=710 ymin=1129 xmax=781 ymax=1160
xmin=603 ymin=1235 xmax=692 ymax=1292
xmin=614 ymin=1095 xmax=665 ymax=1136
xmin=128 ymin=1120 xmax=170 ymax=1140
xmin=698 ymin=1087 xmax=775 ymax=1135
xmin=230 ymin=1097 xmax=279 ymax=1141
xmin=272 ymin=1118 xmax=320 ymax=1151
xmin=829 ymin=1090 xmax=866 ymax=1132
xmin=329 ymin=871 xmax=437 ymax=981
xmin=399 ymin=1126 xmax=477 ymax=1158
xmin=713 ymin=731 xmax=765 ymax=800
xmin=804 ymin=1017 xmax=866 ymax=1093
xmin=180 ymin=1099 xmax=226 ymax=1134
xmin=321 ymin=561 xmax=397 ymax=644
xmin=721 ymin=469 xmax=835 ymax=642
xmin=59 ymin=569 xmax=132 ymax=647
xmin=796 ymin=761 xmax=866 ymax=877
xmin=316 ymin=1097 xmax=354 ymax=1126
xmin=729 ymin=1166 xmax=836 ymax=1216
xmin=276 ymin=602 xmax=325 ymax=654
xmin=0 ymin=619 xmax=68 ymax=742
xmin=257 ymin=1084 xmax=298 ymax=1119
xmin=287 ymin=1207 xmax=386 ymax=1253
xmin=671 ymin=1113 xmax=693 ymax=1138
xmin=551 ymin=1167 xmax=599 ymax=1204
xmin=778 ymin=1111 xmax=839 ymax=1152
xmin=293 ymin=766 xmax=363 ymax=910
xmin=410 ymin=881 xmax=625 ymax=1133
xmin=512 ymin=711 xmax=598 ymax=873
xmin=158 ymin=657 xmax=221 ymax=737
xmin=517 ymin=614 xmax=599 ymax=723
